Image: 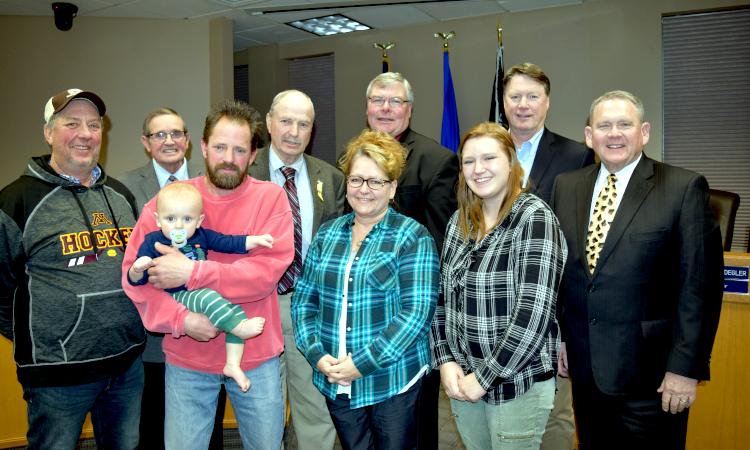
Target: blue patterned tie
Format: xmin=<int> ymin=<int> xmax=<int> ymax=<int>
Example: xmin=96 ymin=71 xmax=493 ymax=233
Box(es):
xmin=278 ymin=166 xmax=302 ymax=294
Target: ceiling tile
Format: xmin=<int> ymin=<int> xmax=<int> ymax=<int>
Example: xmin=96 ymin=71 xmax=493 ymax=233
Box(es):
xmin=497 ymin=0 xmax=583 ymax=13
xmin=342 ymin=4 xmax=436 ymax=30
xmin=85 ymin=5 xmax=166 ymax=17
xmin=244 ymin=0 xmax=313 ymax=8
xmin=256 ymin=9 xmax=345 ymax=24
xmin=123 ymin=0 xmax=229 ymax=19
xmin=1 ymin=0 xmax=115 ymax=15
xmin=235 ymin=23 xmax=315 ymax=43
xmin=0 ymin=3 xmax=47 ymax=15
xmin=233 ymin=33 xmax=266 ymax=50
xmin=98 ymin=0 xmax=144 ymax=5
xmin=0 ymin=0 xmax=50 ymax=13
xmin=196 ymin=8 xmax=279 ymax=31
xmin=415 ymin=1 xmax=505 ymax=21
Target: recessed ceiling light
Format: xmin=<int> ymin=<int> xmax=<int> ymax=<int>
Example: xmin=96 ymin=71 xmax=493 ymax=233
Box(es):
xmin=287 ymin=15 xmax=371 ymax=36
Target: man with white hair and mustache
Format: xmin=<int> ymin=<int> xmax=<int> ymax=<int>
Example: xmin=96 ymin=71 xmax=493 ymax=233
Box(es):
xmin=248 ymin=90 xmax=346 ymax=449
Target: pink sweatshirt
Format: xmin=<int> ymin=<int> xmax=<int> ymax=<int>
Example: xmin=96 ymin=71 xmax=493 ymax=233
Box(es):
xmin=122 ymin=176 xmax=294 ymax=373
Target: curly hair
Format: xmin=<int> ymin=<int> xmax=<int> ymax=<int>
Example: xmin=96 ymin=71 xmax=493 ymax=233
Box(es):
xmin=338 ymin=129 xmax=407 ymax=182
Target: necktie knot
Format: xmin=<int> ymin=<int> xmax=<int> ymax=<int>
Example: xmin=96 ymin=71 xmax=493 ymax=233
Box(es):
xmin=281 ymin=166 xmax=295 ymax=181
xmin=167 ymin=175 xmax=178 ymax=183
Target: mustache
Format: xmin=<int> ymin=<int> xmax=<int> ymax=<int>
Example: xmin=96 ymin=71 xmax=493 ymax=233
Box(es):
xmin=283 ymin=135 xmax=302 ymax=145
xmin=214 ymin=162 xmax=240 ymax=172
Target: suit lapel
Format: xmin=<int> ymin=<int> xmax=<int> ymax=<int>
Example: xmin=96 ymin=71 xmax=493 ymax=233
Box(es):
xmin=576 ymin=165 xmax=600 ymax=279
xmin=248 ymin=147 xmax=273 ymax=181
xmin=528 ymin=128 xmax=556 ymax=187
xmin=399 ymin=128 xmax=416 ymax=161
xmin=304 ymin=155 xmax=324 ymax=230
xmin=592 ymin=157 xmax=654 ymax=276
xmin=141 ymin=164 xmax=161 ymax=199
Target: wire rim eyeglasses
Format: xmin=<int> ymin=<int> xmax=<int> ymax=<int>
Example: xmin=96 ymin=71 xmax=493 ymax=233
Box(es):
xmin=146 ymin=130 xmax=187 ymax=142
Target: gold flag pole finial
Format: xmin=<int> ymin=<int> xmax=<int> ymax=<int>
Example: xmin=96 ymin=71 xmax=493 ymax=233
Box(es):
xmin=374 ymin=42 xmax=395 ymax=58
xmin=497 ymin=19 xmax=503 ymax=45
xmin=434 ymin=31 xmax=456 ymax=51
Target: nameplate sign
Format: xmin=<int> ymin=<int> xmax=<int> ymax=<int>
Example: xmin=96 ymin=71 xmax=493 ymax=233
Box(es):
xmin=724 ymin=265 xmax=749 ymax=294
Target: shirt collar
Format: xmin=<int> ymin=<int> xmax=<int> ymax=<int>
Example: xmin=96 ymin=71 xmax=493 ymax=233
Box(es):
xmin=598 ymin=152 xmax=643 ymax=189
xmin=48 ymin=158 xmax=101 ymax=185
xmin=346 ymin=207 xmax=395 ymax=231
xmin=515 ymin=127 xmax=545 ymax=160
xmin=152 ymin=158 xmax=189 ymax=188
xmin=269 ymin=143 xmax=306 ymax=173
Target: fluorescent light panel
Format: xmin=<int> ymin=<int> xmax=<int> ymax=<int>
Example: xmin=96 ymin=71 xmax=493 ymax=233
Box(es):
xmin=287 ymin=14 xmax=371 ymax=36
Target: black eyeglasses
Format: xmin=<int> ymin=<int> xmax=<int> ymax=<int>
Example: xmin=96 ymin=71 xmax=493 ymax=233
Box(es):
xmin=347 ymin=176 xmax=392 ymax=191
xmin=146 ymin=130 xmax=187 ymax=142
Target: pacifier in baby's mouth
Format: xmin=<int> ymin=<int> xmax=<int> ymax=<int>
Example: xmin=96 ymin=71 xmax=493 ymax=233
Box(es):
xmin=170 ymin=229 xmax=188 ymax=248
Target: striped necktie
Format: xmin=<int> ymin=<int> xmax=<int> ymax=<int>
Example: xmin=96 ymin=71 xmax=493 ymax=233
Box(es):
xmin=278 ymin=166 xmax=302 ymax=294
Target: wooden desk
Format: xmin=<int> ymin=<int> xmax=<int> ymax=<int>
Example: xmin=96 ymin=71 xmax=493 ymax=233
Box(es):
xmin=686 ymin=252 xmax=749 ymax=449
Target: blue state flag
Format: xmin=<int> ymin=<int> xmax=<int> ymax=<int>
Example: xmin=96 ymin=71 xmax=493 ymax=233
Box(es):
xmin=441 ymin=50 xmax=459 ymax=152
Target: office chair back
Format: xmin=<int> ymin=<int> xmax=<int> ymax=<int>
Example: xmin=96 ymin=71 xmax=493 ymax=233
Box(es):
xmin=709 ymin=189 xmax=740 ymax=251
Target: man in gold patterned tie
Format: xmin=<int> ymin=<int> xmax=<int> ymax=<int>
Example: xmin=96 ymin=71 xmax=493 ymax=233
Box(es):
xmin=549 ymin=91 xmax=724 ymax=450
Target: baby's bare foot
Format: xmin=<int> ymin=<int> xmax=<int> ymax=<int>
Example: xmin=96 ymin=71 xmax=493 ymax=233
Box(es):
xmin=224 ymin=364 xmax=251 ymax=392
xmin=233 ymin=317 xmax=265 ymax=340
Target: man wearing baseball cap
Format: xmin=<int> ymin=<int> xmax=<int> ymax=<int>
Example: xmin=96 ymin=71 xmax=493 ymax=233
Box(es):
xmin=0 ymin=89 xmax=145 ymax=448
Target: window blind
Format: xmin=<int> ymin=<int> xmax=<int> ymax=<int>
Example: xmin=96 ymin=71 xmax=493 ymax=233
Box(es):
xmin=663 ymin=8 xmax=750 ymax=251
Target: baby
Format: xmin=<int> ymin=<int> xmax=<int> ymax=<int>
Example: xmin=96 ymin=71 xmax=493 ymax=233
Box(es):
xmin=128 ymin=182 xmax=273 ymax=392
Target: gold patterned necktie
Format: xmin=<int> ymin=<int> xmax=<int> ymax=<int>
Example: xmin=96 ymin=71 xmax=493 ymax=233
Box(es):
xmin=586 ymin=174 xmax=618 ymax=274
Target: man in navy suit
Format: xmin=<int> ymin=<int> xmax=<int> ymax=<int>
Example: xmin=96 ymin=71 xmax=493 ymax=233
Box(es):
xmin=502 ymin=63 xmax=595 ymax=450
xmin=550 ymin=91 xmax=723 ymax=449
xmin=503 ymin=62 xmax=596 ymax=204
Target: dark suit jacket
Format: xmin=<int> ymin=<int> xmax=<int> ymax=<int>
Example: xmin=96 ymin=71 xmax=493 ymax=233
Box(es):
xmin=118 ymin=160 xmax=206 ymax=215
xmin=527 ymin=128 xmax=596 ymax=205
xmin=117 ymin=159 xmax=205 ymax=362
xmin=550 ymin=155 xmax=723 ymax=396
xmin=247 ymin=147 xmax=346 ymax=236
xmin=396 ymin=128 xmax=459 ymax=254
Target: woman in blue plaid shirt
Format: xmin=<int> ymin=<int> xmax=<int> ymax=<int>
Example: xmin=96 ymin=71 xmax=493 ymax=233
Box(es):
xmin=430 ymin=122 xmax=567 ymax=450
xmin=291 ymin=130 xmax=439 ymax=450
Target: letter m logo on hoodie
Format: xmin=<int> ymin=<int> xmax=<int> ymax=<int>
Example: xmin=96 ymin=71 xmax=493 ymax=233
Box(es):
xmin=91 ymin=212 xmax=112 ymax=226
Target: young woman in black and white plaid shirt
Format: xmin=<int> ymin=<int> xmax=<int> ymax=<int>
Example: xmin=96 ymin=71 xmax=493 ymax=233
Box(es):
xmin=430 ymin=122 xmax=568 ymax=450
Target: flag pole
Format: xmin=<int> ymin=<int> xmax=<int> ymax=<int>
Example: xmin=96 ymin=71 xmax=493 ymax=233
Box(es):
xmin=435 ymin=32 xmax=459 ymax=152
xmin=374 ymin=42 xmax=395 ymax=73
xmin=489 ymin=19 xmax=508 ymax=128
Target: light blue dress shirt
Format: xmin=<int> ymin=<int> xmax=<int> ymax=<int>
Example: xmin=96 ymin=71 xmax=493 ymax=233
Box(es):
xmin=152 ymin=158 xmax=190 ymax=188
xmin=515 ymin=127 xmax=544 ymax=188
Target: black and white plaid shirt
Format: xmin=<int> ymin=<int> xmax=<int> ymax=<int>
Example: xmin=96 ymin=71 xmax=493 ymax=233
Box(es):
xmin=430 ymin=193 xmax=567 ymax=405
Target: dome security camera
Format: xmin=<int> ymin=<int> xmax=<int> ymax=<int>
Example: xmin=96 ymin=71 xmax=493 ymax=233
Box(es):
xmin=52 ymin=2 xmax=78 ymax=31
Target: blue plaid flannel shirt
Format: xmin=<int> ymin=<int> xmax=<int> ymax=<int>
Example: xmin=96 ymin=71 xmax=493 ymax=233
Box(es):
xmin=291 ymin=207 xmax=439 ymax=409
